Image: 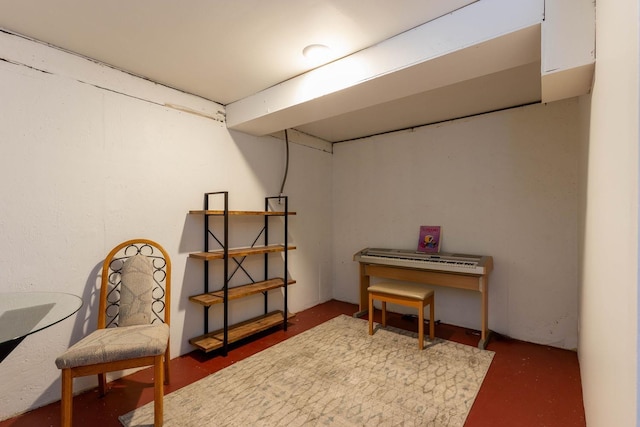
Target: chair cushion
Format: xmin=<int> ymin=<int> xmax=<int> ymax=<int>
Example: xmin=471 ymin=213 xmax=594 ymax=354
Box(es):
xmin=368 ymin=282 xmax=434 ymax=301
xmin=55 ymin=323 xmax=169 ymax=369
xmin=119 ymin=254 xmax=155 ymax=326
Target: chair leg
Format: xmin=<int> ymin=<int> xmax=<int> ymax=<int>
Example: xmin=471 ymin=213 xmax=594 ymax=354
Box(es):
xmin=164 ymin=345 xmax=171 ymax=385
xmin=98 ymin=372 xmax=108 ymax=396
xmin=154 ymin=354 xmax=164 ymax=427
xmin=61 ymin=369 xmax=73 ymax=427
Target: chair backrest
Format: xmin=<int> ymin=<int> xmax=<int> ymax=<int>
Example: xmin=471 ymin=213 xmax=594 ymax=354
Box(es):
xmin=97 ymin=239 xmax=171 ymax=329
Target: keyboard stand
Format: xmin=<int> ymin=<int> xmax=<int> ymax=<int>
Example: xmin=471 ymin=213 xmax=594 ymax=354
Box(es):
xmin=354 ymin=261 xmax=493 ymax=349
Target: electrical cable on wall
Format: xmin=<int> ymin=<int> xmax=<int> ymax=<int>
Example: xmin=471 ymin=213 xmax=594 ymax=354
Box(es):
xmin=278 ymin=129 xmax=290 ymax=203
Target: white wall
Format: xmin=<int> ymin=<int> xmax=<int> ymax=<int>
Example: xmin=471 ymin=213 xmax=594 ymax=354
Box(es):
xmin=0 ymin=31 xmax=332 ymax=419
xmin=579 ymin=0 xmax=639 ymax=425
xmin=333 ymin=99 xmax=581 ymax=349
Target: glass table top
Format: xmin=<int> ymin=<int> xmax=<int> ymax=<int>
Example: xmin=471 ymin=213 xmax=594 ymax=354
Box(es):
xmin=0 ymin=292 xmax=83 ymax=344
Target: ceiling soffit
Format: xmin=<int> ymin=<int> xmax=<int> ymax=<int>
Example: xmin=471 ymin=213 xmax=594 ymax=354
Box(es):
xmin=226 ymin=0 xmax=544 ymax=141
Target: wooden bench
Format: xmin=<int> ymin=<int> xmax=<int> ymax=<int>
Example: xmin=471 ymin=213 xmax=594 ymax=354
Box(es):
xmin=368 ymin=282 xmax=435 ymax=349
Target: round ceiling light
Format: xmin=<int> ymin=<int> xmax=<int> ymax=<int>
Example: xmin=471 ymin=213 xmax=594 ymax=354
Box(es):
xmin=302 ymin=44 xmax=331 ymax=63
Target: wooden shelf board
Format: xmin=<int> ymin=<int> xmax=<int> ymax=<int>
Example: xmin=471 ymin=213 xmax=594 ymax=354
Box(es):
xmin=189 ymin=278 xmax=296 ymax=306
xmin=188 ymin=244 xmax=296 ymax=260
xmin=189 ymin=310 xmax=294 ymax=353
xmin=189 ymin=210 xmax=296 ymax=216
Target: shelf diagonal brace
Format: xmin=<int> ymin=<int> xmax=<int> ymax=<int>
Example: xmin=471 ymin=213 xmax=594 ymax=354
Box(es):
xmin=227 ymin=256 xmax=255 ymax=284
xmin=225 ymin=226 xmax=267 ymax=284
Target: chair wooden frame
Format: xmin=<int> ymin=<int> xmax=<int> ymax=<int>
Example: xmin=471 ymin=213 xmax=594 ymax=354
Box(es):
xmin=59 ymin=239 xmax=171 ymax=427
xmin=368 ymin=283 xmax=434 ymax=350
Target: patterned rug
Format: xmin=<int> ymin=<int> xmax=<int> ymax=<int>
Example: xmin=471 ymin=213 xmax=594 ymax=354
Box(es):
xmin=119 ymin=315 xmax=494 ymax=427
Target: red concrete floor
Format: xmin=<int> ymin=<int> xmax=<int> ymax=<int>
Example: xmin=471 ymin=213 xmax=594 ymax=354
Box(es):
xmin=0 ymin=300 xmax=585 ymax=427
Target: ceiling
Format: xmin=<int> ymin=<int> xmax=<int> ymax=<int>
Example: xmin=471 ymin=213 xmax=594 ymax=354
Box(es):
xmin=0 ymin=0 xmax=544 ymax=143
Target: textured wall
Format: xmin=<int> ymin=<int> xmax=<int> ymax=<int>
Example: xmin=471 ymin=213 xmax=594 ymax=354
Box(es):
xmin=0 ymin=31 xmax=332 ymax=419
xmin=333 ymin=99 xmax=581 ymax=349
xmin=578 ymin=0 xmax=639 ymax=425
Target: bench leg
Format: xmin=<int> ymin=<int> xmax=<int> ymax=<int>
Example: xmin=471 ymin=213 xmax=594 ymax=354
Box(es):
xmin=418 ymin=303 xmax=425 ymax=350
xmin=429 ymin=296 xmax=435 ymax=340
xmin=368 ymin=293 xmax=374 ymax=335
xmin=381 ymin=301 xmax=387 ymax=327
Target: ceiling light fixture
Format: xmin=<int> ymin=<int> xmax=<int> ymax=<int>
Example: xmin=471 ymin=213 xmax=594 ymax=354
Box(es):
xmin=302 ymin=44 xmax=331 ymax=63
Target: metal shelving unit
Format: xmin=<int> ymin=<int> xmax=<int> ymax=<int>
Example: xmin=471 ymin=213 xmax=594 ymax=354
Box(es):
xmin=187 ymin=191 xmax=296 ymax=355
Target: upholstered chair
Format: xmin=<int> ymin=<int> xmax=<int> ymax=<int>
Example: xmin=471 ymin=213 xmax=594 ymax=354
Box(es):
xmin=55 ymin=239 xmax=171 ymax=427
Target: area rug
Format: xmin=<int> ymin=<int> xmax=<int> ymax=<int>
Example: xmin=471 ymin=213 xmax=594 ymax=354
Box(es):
xmin=119 ymin=315 xmax=494 ymax=427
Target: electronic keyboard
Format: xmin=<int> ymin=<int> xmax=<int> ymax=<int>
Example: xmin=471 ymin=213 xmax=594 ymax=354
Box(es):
xmin=353 ymin=247 xmax=492 ymax=275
